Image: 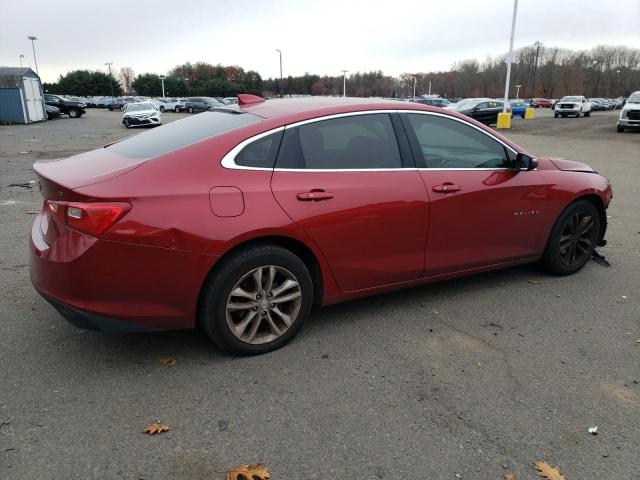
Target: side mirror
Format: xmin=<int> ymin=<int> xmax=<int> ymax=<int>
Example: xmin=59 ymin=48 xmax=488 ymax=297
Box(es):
xmin=516 ymin=153 xmax=538 ymax=171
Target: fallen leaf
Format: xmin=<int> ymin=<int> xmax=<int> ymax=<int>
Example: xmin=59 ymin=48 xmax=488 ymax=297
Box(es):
xmin=159 ymin=358 xmax=177 ymax=366
xmin=25 ymin=210 xmax=38 ymax=214
xmin=534 ymin=461 xmax=566 ymax=480
xmin=505 ymin=474 xmax=515 ymax=480
xmin=527 ymin=280 xmax=540 ymax=284
xmin=144 ymin=422 xmax=170 ymax=435
xmin=227 ymin=463 xmax=270 ymax=480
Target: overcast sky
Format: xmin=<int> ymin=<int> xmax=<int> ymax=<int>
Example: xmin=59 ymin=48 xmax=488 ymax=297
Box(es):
xmin=1 ymin=0 xmax=638 ymax=83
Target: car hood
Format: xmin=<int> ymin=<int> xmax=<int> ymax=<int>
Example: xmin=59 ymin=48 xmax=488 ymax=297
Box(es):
xmin=622 ymin=102 xmax=640 ymax=111
xmin=123 ymin=109 xmax=158 ymax=116
xmin=541 ymin=156 xmax=596 ymax=173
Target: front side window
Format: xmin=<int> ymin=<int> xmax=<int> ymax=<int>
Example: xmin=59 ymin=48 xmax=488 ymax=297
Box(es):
xmin=406 ymin=113 xmax=512 ymax=169
xmin=276 ymin=113 xmax=402 ymax=170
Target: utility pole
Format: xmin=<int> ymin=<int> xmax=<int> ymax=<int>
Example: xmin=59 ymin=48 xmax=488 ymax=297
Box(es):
xmin=413 ymin=77 xmax=417 ymax=100
xmin=502 ymin=0 xmax=518 ymax=113
xmin=105 ymin=62 xmax=114 ymax=99
xmin=341 ymin=70 xmax=348 ymax=97
xmin=529 ymin=41 xmax=541 ymax=105
xmin=275 ymin=49 xmax=282 ymax=79
xmin=428 ymin=79 xmax=432 ymax=96
xmin=27 ymin=36 xmax=39 ymax=75
xmin=19 ymin=54 xmax=24 ymax=69
xmin=159 ymin=75 xmax=166 ymax=98
xmin=515 ymin=84 xmax=521 ymax=99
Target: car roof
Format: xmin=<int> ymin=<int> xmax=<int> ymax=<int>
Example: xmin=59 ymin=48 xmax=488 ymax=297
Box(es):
xmin=231 ymin=96 xmax=448 ymax=120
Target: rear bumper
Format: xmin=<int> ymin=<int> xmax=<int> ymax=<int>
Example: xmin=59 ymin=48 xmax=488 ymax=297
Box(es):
xmin=29 ymin=213 xmax=219 ymax=332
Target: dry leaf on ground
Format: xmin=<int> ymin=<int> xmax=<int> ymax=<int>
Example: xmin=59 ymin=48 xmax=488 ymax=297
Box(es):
xmin=144 ymin=422 xmax=170 ymax=435
xmin=159 ymin=358 xmax=177 ymax=366
xmin=534 ymin=461 xmax=566 ymax=480
xmin=227 ymin=463 xmax=270 ymax=480
xmin=504 ymin=473 xmax=515 ymax=480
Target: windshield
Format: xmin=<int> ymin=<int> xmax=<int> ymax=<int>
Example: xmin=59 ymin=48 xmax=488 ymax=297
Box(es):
xmin=127 ymin=103 xmax=155 ymax=111
xmin=560 ymin=96 xmax=582 ymax=102
xmin=627 ymin=93 xmax=640 ymax=103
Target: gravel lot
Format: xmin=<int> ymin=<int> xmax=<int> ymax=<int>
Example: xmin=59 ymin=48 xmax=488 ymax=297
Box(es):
xmin=1 ymin=108 xmax=638 ymax=480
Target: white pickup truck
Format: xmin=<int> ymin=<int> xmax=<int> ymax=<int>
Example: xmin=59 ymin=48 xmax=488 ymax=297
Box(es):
xmin=617 ymin=91 xmax=640 ymax=132
xmin=554 ymin=96 xmax=592 ymax=118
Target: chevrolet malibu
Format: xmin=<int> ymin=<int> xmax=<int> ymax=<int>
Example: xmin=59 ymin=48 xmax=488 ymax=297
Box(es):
xmin=30 ymin=95 xmax=612 ymax=354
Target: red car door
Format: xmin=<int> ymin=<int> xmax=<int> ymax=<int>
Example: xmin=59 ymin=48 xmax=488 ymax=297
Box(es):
xmin=271 ymin=112 xmax=429 ymax=291
xmin=402 ymin=112 xmax=550 ymax=276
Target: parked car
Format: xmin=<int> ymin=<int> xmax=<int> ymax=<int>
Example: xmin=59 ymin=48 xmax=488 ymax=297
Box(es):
xmin=184 ymin=97 xmax=225 ymax=113
xmin=121 ymin=101 xmax=161 ymax=128
xmin=148 ymin=98 xmax=168 ymax=112
xmin=28 ymin=95 xmax=612 ymax=354
xmin=96 ymin=97 xmax=112 ymax=108
xmin=508 ymin=100 xmax=528 ymax=118
xmin=163 ymin=98 xmax=187 ymax=112
xmin=413 ymin=97 xmax=450 ymax=107
xmin=224 ymin=97 xmax=238 ymax=104
xmin=590 ymin=99 xmax=605 ymax=111
xmin=45 ymin=105 xmax=62 ymax=120
xmin=554 ymin=96 xmax=592 ymax=118
xmin=531 ymin=98 xmax=552 ymax=108
xmin=457 ymin=99 xmax=508 ymax=125
xmin=445 ymin=98 xmax=490 ymax=111
xmin=109 ymin=97 xmax=137 ymax=111
xmin=617 ymin=91 xmax=640 ymax=132
xmin=43 ymin=94 xmax=86 ymax=118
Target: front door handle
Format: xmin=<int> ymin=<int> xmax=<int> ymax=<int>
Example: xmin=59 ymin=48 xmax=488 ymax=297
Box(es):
xmin=432 ymin=183 xmax=462 ymax=193
xmin=296 ymin=190 xmax=334 ymax=201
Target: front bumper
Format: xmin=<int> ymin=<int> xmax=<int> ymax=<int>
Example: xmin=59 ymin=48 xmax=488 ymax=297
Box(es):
xmin=618 ymin=118 xmax=640 ymax=127
xmin=123 ymin=116 xmax=160 ymax=126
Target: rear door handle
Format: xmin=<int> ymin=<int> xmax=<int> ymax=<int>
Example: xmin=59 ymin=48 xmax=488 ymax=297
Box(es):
xmin=296 ymin=190 xmax=334 ymax=201
xmin=432 ymin=183 xmax=462 ymax=193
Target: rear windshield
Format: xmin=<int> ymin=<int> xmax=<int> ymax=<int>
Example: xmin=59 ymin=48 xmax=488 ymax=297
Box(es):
xmin=107 ymin=111 xmax=261 ymax=158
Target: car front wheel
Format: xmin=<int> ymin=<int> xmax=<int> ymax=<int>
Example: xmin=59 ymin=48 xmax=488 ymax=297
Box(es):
xmin=159 ymin=106 xmax=165 ymax=112
xmin=199 ymin=245 xmax=313 ymax=355
xmin=175 ymin=106 xmax=180 ymax=113
xmin=68 ymin=108 xmax=80 ymax=118
xmin=542 ymin=200 xmax=600 ymax=276
xmin=188 ymin=107 xmax=193 ymax=113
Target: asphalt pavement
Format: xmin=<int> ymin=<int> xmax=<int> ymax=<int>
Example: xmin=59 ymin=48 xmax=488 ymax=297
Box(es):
xmin=0 ymin=108 xmax=638 ymax=479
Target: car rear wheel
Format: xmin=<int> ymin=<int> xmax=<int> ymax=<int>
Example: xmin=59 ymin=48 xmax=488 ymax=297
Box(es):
xmin=188 ymin=107 xmax=194 ymax=113
xmin=68 ymin=108 xmax=80 ymax=118
xmin=542 ymin=200 xmax=600 ymax=276
xmin=175 ymin=106 xmax=180 ymax=113
xmin=199 ymin=245 xmax=313 ymax=355
xmin=159 ymin=106 xmax=165 ymax=112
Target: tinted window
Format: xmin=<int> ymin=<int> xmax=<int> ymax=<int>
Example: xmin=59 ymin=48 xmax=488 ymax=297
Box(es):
xmin=407 ymin=114 xmax=511 ymax=169
xmin=108 ymin=111 xmax=261 ymax=159
xmin=235 ymin=131 xmax=284 ymax=168
xmin=277 ymin=114 xmax=402 ymax=170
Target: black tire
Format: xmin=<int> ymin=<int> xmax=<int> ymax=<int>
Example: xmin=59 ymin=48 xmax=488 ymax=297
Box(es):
xmin=541 ymin=200 xmax=601 ymax=276
xmin=68 ymin=108 xmax=80 ymax=118
xmin=124 ymin=119 xmax=131 ymax=129
xmin=584 ymin=111 xmax=590 ymax=117
xmin=187 ymin=106 xmax=194 ymax=113
xmin=554 ymin=112 xmax=559 ymax=118
xmin=617 ymin=125 xmax=624 ymax=133
xmin=199 ymin=245 xmax=314 ymax=355
xmin=108 ymin=106 xmax=113 ymax=111
xmin=575 ymin=111 xmax=580 ymax=118
xmin=159 ymin=106 xmax=165 ymax=112
xmin=175 ymin=106 xmax=180 ymax=113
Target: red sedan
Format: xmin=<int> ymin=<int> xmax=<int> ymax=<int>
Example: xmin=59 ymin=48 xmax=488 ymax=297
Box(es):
xmin=531 ymin=98 xmax=552 ymax=108
xmin=30 ymin=95 xmax=612 ymax=354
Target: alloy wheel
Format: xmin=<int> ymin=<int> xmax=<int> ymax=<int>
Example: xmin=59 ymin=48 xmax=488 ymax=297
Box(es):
xmin=558 ymin=212 xmax=597 ymax=267
xmin=225 ymin=265 xmax=302 ymax=345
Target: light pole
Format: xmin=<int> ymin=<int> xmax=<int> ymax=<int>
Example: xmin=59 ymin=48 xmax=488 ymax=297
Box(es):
xmin=19 ymin=54 xmax=24 ymax=69
xmin=105 ymin=62 xmax=114 ymax=99
xmin=27 ymin=36 xmax=39 ymax=75
xmin=501 ymin=0 xmax=518 ymax=113
xmin=159 ymin=75 xmax=166 ymax=98
xmin=341 ymin=70 xmax=348 ymax=97
xmin=515 ymin=84 xmax=521 ymax=99
xmin=428 ymin=79 xmax=432 ymax=96
xmin=413 ymin=77 xmax=417 ymax=100
xmin=275 ymin=49 xmax=282 ymax=79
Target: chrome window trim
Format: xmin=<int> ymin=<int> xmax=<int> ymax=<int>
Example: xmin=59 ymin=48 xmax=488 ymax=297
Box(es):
xmin=220 ymin=109 xmax=518 ymax=171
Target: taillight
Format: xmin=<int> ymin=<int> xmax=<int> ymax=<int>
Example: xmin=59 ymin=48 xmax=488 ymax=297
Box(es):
xmin=44 ymin=200 xmax=130 ymax=236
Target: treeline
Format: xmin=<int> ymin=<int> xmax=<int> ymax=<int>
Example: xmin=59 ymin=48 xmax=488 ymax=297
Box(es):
xmin=43 ymin=44 xmax=639 ymax=99
xmin=265 ymin=45 xmax=639 ymax=99
xmin=43 ymin=62 xmax=263 ymax=97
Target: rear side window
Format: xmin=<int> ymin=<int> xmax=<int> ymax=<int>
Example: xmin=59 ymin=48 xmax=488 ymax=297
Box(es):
xmin=276 ymin=113 xmax=402 ymax=169
xmin=235 ymin=131 xmax=284 ymax=168
xmin=107 ymin=111 xmax=261 ymax=159
xmin=406 ymin=113 xmax=511 ymax=169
